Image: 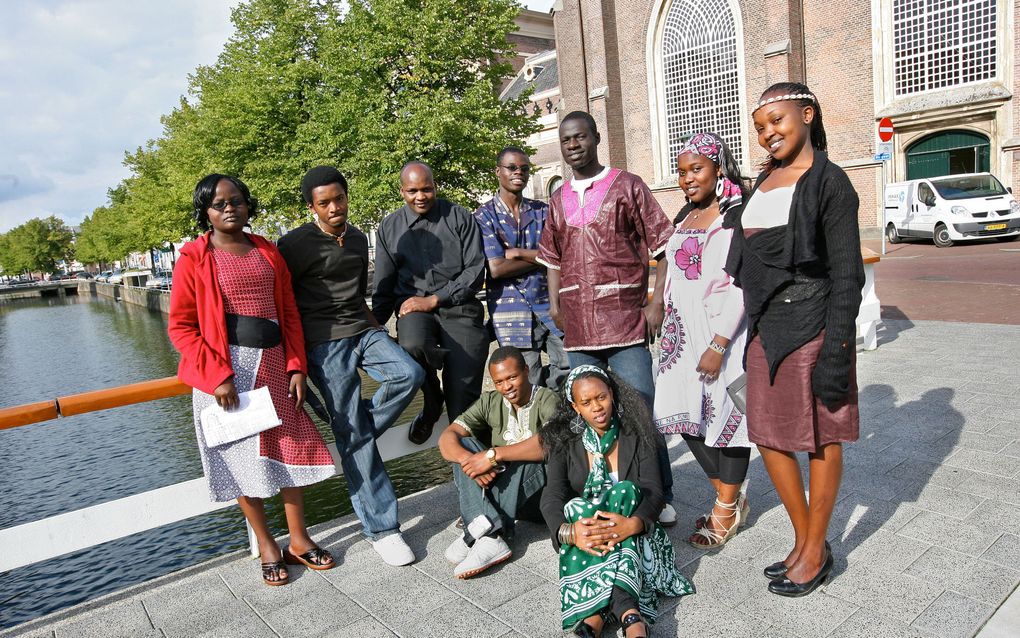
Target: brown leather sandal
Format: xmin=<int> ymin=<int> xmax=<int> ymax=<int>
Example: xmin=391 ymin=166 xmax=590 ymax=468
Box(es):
xmin=261 ymin=560 xmax=290 ymax=586
xmin=283 ymin=547 xmax=335 ymax=570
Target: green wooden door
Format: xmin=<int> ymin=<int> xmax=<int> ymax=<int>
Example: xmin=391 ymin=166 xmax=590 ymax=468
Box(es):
xmin=906 ymin=130 xmax=990 ymax=180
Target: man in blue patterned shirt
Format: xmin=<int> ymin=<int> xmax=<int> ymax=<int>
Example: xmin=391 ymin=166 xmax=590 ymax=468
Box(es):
xmin=474 ymin=147 xmax=569 ymax=390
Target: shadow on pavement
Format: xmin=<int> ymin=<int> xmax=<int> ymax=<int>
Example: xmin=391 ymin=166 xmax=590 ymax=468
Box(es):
xmin=828 ymin=384 xmax=964 ymax=578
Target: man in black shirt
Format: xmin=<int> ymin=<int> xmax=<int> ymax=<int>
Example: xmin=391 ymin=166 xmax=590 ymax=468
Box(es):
xmin=278 ymin=166 xmax=424 ymax=567
xmin=372 ymin=162 xmax=488 ymax=445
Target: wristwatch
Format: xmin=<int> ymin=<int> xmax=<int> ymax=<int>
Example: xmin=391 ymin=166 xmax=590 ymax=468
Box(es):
xmin=485 ymin=448 xmax=498 ymax=467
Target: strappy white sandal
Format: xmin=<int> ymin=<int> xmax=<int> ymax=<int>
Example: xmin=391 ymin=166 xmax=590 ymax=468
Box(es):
xmin=695 ymin=492 xmax=749 ymax=530
xmin=688 ymin=497 xmax=742 ymax=548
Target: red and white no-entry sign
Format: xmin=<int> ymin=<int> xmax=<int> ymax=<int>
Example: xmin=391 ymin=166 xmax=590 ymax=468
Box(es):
xmin=878 ymin=117 xmax=894 ymax=142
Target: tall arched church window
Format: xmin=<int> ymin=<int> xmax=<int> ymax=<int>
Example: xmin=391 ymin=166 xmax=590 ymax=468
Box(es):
xmin=893 ymin=0 xmax=997 ymax=96
xmin=651 ymin=0 xmax=747 ymax=178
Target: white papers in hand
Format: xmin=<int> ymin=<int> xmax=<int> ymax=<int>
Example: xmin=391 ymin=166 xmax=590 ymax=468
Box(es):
xmin=200 ymin=386 xmax=281 ymax=447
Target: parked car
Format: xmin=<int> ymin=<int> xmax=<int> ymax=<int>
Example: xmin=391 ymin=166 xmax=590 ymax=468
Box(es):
xmin=145 ymin=269 xmax=173 ymax=291
xmin=95 ymin=271 xmax=113 ymax=283
xmin=884 ymin=173 xmax=1020 ymax=247
xmin=75 ymin=271 xmax=94 ymax=280
xmin=107 ymin=269 xmax=125 ymax=285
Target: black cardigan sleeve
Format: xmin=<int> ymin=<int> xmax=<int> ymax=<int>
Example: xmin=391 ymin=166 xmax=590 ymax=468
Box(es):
xmin=540 ymin=442 xmax=575 ymax=550
xmin=812 ymin=169 xmax=865 ymax=408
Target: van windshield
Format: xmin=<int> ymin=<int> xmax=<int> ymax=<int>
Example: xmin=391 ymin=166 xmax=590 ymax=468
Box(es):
xmin=930 ymin=174 xmax=1007 ymax=200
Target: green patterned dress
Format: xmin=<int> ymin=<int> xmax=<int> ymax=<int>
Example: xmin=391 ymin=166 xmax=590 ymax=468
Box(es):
xmin=558 ymin=423 xmax=694 ymax=629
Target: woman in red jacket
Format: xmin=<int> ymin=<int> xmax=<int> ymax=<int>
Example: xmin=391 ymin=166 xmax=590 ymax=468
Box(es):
xmin=169 ymin=174 xmax=337 ymax=586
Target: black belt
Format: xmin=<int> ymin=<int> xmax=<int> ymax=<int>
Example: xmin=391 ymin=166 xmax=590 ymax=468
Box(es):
xmin=225 ymin=314 xmax=282 ymax=349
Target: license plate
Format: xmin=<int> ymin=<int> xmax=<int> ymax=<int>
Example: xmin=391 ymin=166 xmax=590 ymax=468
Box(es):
xmin=986 ymin=223 xmax=1007 ymax=231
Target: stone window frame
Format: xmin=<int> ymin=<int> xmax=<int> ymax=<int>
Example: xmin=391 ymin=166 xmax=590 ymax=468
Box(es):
xmin=646 ymin=0 xmax=750 ymax=186
xmin=873 ymin=0 xmax=1013 ymax=111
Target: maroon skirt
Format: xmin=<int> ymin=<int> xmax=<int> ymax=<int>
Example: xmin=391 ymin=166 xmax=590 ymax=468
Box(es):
xmin=746 ymin=332 xmax=859 ymax=453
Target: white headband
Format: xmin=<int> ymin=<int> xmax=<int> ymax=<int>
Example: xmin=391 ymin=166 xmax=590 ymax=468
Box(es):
xmin=752 ymin=93 xmax=816 ymax=114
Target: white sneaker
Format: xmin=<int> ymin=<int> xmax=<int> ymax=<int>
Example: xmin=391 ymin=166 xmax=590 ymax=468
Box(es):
xmin=453 ymin=536 xmax=512 ymax=579
xmin=444 ymin=537 xmax=470 ymax=564
xmin=659 ymin=503 xmax=678 ymax=527
xmin=370 ymin=533 xmax=415 ymax=566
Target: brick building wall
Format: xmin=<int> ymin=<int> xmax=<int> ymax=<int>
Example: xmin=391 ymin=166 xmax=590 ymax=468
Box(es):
xmin=802 ymin=0 xmax=881 ymax=226
xmin=551 ymin=0 xmax=1015 ymax=229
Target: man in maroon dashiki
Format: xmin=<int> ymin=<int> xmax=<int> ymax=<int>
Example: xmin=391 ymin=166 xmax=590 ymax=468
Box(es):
xmin=536 ymin=111 xmax=677 ymax=519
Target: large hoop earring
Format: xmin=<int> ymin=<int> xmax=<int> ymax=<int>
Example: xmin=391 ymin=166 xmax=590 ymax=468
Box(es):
xmin=715 ymin=178 xmax=725 ymax=199
xmin=570 ymin=414 xmax=585 ymax=433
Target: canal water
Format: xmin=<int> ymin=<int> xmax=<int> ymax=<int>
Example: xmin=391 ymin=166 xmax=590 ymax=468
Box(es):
xmin=0 ymin=295 xmax=452 ymax=629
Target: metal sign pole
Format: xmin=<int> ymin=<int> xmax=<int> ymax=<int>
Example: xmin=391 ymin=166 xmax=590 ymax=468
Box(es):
xmin=881 ymin=159 xmax=887 ymax=256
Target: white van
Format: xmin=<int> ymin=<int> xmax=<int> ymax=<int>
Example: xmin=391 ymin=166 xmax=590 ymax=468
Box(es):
xmin=884 ymin=173 xmax=1020 ymax=247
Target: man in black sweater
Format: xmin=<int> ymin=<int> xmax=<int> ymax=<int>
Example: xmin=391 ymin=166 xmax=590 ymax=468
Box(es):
xmin=372 ymin=162 xmax=489 ymax=445
xmin=278 ymin=166 xmax=424 ymax=567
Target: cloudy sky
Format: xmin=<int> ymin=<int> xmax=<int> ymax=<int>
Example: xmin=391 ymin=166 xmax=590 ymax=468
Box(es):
xmin=0 ymin=0 xmax=556 ymax=233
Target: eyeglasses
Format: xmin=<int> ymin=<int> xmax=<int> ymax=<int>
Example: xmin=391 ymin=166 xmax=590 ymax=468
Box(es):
xmin=499 ymin=163 xmax=533 ymax=174
xmin=209 ymin=198 xmax=247 ymax=211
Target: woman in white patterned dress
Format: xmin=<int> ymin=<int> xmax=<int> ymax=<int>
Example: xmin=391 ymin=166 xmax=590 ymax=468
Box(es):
xmin=652 ymin=133 xmax=752 ymax=548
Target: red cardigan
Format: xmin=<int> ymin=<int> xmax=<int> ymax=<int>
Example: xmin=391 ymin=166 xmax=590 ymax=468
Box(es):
xmin=168 ymin=232 xmax=308 ymax=395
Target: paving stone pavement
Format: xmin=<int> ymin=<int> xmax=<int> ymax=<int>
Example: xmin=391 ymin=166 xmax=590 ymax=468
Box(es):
xmin=2 ymin=319 xmax=1018 ymax=638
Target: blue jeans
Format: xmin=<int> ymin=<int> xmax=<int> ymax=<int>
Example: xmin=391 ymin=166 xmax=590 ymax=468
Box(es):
xmin=567 ymin=345 xmax=675 ymax=502
xmin=451 ymin=438 xmax=546 ymax=544
xmin=518 ymin=315 xmax=571 ymax=392
xmin=307 ymin=328 xmax=425 ymax=539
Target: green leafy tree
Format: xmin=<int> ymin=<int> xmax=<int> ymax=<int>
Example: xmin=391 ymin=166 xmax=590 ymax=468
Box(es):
xmin=155 ymin=0 xmax=337 ymax=234
xmin=88 ymin=0 xmax=538 ymax=240
xmin=0 ymin=216 xmax=74 ymax=273
xmin=302 ymin=0 xmax=538 ymax=226
xmin=74 ymin=186 xmax=139 ymax=266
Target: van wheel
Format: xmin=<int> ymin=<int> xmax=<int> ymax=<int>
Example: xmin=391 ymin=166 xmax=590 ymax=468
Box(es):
xmin=933 ymin=223 xmax=954 ymax=248
xmin=886 ymin=224 xmax=901 ymax=244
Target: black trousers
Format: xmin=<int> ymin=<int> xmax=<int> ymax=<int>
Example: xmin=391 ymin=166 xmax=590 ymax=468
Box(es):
xmin=396 ymin=300 xmax=489 ymax=423
xmin=681 ymin=434 xmax=751 ymax=485
xmin=609 ymin=586 xmax=638 ymax=621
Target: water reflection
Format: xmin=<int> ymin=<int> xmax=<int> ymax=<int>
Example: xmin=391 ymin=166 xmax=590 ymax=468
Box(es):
xmin=0 ymin=295 xmax=451 ymax=629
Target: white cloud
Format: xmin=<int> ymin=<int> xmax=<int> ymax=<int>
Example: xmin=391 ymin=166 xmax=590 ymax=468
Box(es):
xmin=0 ymin=0 xmax=240 ymax=232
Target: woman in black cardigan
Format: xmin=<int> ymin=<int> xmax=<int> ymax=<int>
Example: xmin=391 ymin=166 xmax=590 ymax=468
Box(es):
xmin=725 ymin=82 xmax=865 ymax=597
xmin=541 ymin=366 xmax=692 ymax=638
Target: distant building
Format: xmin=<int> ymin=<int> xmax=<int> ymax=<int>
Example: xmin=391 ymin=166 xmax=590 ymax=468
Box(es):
xmin=502 ymin=48 xmax=563 ymax=200
xmin=548 ymin=0 xmax=1017 ymax=229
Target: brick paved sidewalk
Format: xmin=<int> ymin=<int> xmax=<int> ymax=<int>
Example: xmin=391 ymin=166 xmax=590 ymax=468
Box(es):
xmin=3 ymin=319 xmax=1018 ymax=638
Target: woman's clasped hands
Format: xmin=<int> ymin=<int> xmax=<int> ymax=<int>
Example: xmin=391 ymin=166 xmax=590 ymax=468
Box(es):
xmin=572 ymin=512 xmax=644 ymax=556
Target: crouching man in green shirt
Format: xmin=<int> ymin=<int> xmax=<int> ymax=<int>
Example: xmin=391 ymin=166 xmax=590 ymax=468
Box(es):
xmin=438 ymin=346 xmax=558 ymax=579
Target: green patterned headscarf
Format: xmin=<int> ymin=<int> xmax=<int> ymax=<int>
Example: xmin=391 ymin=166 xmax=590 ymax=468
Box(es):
xmin=564 ymin=364 xmax=609 ymax=403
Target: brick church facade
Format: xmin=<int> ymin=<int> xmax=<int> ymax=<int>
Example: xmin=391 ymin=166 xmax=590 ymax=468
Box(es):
xmin=540 ymin=0 xmax=1017 ymax=229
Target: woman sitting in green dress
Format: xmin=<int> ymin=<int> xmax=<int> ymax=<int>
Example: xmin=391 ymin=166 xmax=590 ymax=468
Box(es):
xmin=541 ymin=365 xmax=693 ymax=637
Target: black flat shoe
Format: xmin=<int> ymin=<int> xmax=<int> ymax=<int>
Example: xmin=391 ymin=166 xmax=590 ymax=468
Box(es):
xmin=763 ymin=540 xmax=830 ymax=580
xmin=407 ymin=412 xmax=436 ymax=445
xmin=763 ymin=559 xmax=788 ymax=580
xmin=768 ymin=549 xmax=833 ymax=597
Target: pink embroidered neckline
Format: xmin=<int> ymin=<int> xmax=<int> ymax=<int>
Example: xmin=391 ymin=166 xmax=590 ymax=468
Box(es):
xmin=562 ymin=168 xmax=621 ymax=227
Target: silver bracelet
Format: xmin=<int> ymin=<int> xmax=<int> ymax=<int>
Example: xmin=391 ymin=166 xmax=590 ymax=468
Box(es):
xmin=558 ymin=523 xmax=572 ymax=545
xmin=708 ymin=340 xmax=727 ymax=355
